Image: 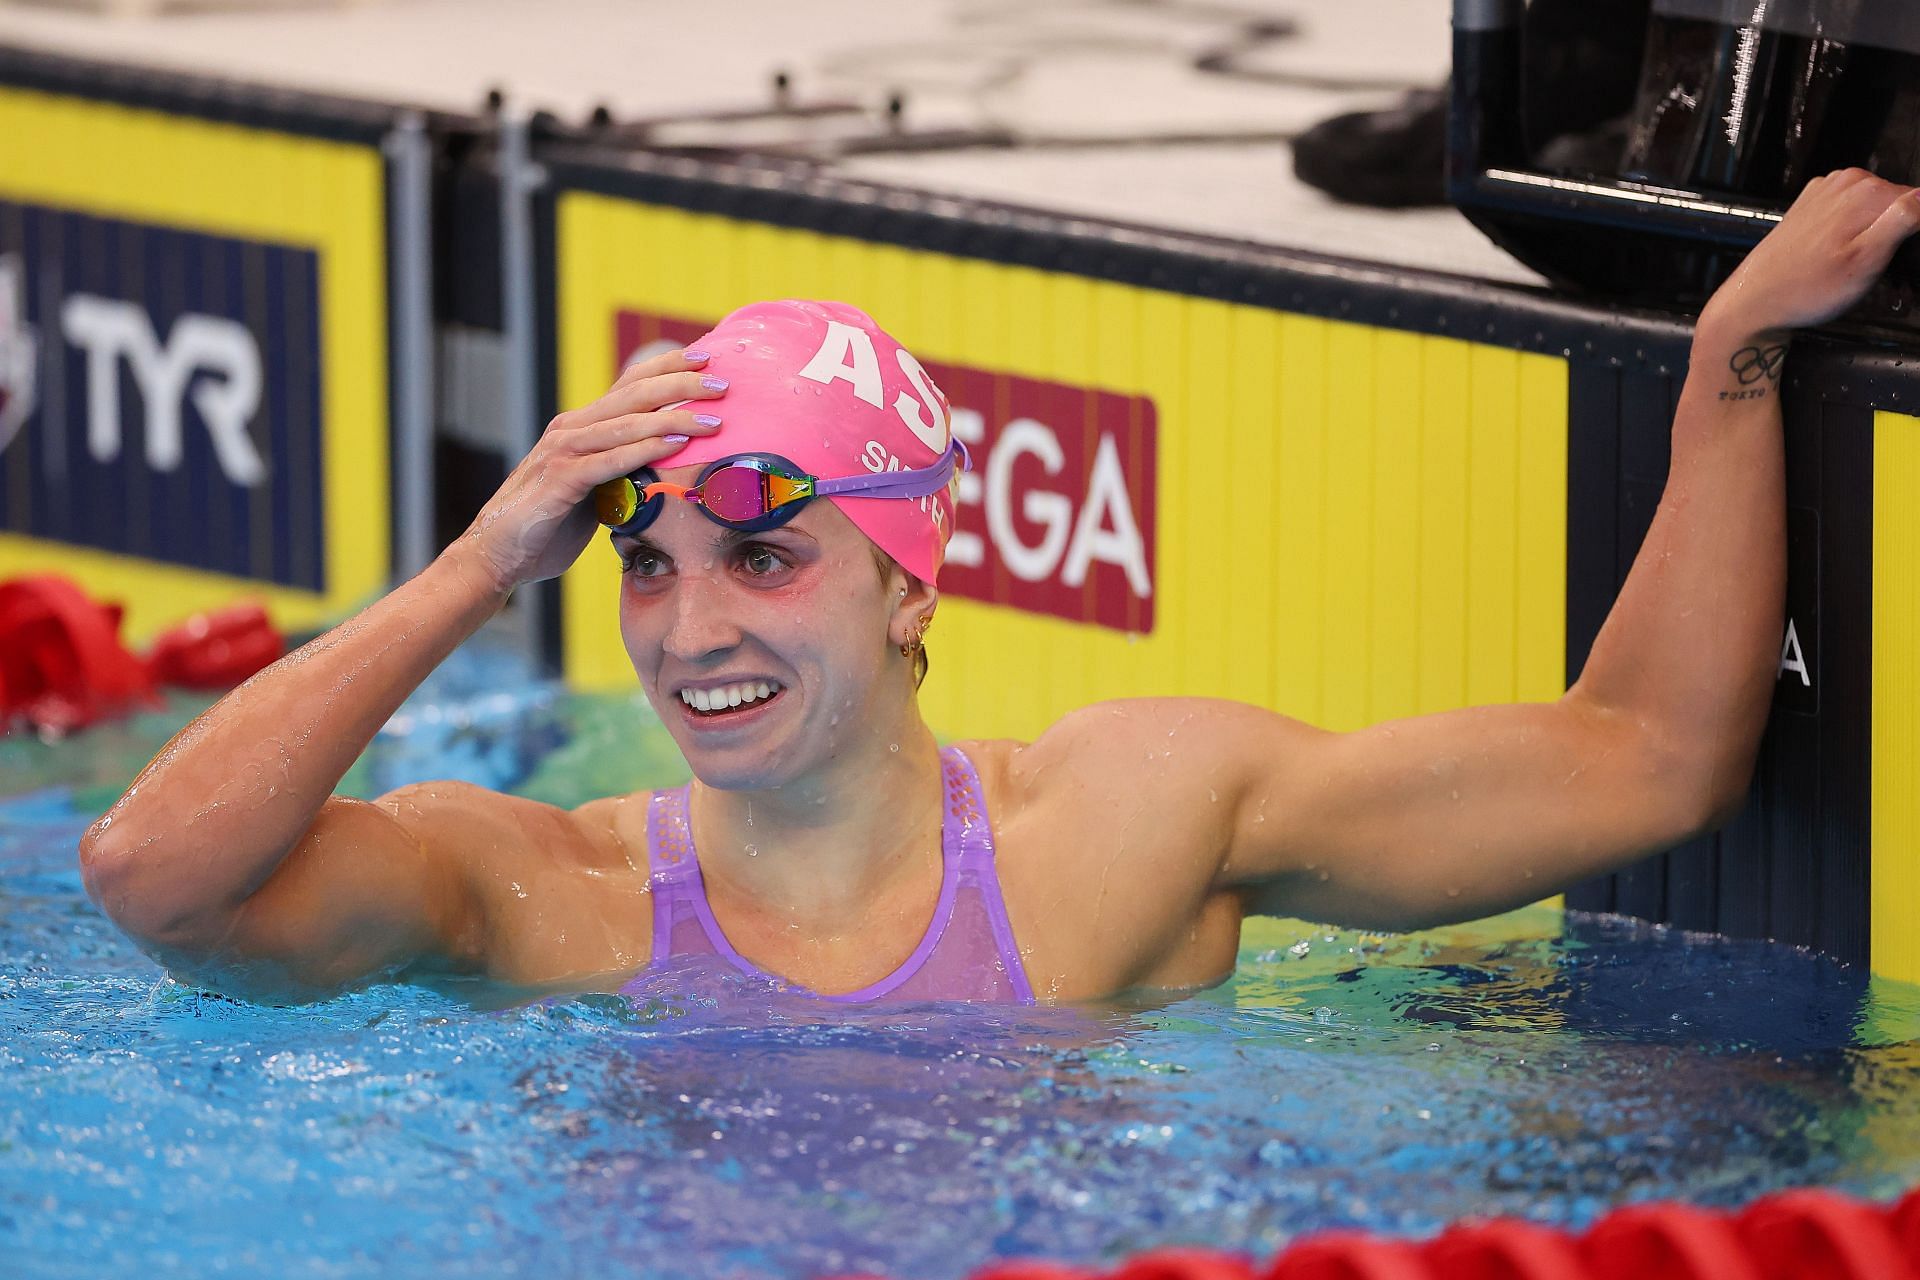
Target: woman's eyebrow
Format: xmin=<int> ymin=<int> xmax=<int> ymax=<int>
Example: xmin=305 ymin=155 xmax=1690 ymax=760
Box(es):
xmin=720 ymin=526 xmax=817 ymax=548
xmin=611 ymin=533 xmax=663 ymax=556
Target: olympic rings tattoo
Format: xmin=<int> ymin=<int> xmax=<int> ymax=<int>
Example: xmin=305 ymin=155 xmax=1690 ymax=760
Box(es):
xmin=1730 ymin=344 xmax=1789 ymax=385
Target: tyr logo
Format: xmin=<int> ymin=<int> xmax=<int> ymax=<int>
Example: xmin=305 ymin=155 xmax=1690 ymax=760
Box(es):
xmin=0 ymin=254 xmax=37 ymax=455
xmin=61 ymin=295 xmax=267 ymax=486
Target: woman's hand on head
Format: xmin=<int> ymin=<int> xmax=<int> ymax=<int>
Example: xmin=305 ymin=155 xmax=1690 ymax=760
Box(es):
xmin=455 ymin=348 xmax=725 ymax=592
xmin=1705 ymin=169 xmax=1919 ymax=341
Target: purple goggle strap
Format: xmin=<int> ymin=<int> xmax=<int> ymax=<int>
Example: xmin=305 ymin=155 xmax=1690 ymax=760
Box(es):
xmin=810 ymin=439 xmax=970 ymax=500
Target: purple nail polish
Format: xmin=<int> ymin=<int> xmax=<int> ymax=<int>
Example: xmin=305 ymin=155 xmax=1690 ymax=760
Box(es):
xmin=663 ymin=433 xmax=690 ymax=446
xmin=683 ymin=349 xmax=711 ymax=362
xmin=700 ymin=375 xmax=729 ymax=392
xmin=693 ymin=414 xmax=722 ymax=429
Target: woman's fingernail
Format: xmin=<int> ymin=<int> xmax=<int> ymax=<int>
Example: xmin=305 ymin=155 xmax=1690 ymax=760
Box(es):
xmin=684 ymin=349 xmax=711 ymax=362
xmin=700 ymin=375 xmax=729 ymax=392
xmin=663 ymin=433 xmax=690 ymax=446
xmin=693 ymin=414 xmax=722 ymax=429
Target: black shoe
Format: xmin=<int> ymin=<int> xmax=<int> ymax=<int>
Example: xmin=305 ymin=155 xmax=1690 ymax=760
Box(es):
xmin=1291 ymin=87 xmax=1447 ymax=209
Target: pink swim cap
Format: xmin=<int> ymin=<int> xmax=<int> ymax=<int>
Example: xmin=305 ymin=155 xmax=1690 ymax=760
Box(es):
xmin=669 ymin=300 xmax=958 ymax=583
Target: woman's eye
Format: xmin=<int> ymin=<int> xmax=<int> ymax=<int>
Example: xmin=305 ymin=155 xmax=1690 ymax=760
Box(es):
xmin=738 ymin=544 xmax=789 ymax=577
xmin=620 ymin=548 xmax=669 ymax=578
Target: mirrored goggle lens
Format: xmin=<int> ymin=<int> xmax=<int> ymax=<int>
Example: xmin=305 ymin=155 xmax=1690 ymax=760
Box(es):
xmin=595 ymin=477 xmax=640 ymax=527
xmin=697 ymin=467 xmax=772 ymax=522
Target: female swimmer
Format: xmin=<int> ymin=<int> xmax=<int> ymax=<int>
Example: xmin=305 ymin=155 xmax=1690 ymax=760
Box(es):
xmin=79 ymin=171 xmax=1920 ymax=1005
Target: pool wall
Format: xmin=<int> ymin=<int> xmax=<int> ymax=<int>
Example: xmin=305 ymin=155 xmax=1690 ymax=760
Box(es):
xmin=3 ymin=42 xmax=1920 ymax=983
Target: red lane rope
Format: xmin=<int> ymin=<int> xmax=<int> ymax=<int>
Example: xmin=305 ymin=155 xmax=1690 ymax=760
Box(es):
xmin=840 ymin=1185 xmax=1920 ymax=1280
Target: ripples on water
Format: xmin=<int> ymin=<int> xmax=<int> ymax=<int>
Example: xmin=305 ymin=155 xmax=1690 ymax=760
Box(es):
xmin=6 ymin=645 xmax=1920 ymax=1279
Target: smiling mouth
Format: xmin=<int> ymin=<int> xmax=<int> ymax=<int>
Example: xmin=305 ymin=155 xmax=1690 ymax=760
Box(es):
xmin=678 ymin=680 xmax=785 ymax=718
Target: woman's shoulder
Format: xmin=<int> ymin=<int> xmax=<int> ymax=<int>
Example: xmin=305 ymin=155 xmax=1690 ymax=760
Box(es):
xmin=950 ymin=700 xmax=1196 ymax=797
xmin=571 ymin=789 xmax=658 ymax=872
xmin=948 ymin=711 xmax=1159 ymax=805
xmin=952 ymin=698 xmax=1266 ymax=833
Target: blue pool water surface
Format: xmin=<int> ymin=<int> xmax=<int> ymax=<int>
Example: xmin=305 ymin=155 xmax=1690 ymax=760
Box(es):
xmin=5 ymin=643 xmax=1920 ymax=1279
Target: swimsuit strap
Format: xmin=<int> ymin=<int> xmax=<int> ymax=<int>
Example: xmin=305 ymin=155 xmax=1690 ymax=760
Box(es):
xmin=645 ymin=785 xmax=703 ymax=965
xmin=940 ymin=748 xmax=990 ymax=861
xmin=939 ymin=746 xmax=1037 ymax=1004
xmin=645 ymin=785 xmax=700 ymax=883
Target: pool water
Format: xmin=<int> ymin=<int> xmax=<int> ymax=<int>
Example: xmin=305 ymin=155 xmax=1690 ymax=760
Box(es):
xmin=6 ymin=642 xmax=1920 ymax=1279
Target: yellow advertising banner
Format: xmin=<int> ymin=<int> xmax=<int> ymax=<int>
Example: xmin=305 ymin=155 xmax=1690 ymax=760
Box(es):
xmin=0 ymin=86 xmax=389 ymax=642
xmin=1873 ymin=409 xmax=1920 ymax=986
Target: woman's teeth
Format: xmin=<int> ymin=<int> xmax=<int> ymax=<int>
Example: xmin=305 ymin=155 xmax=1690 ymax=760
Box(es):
xmin=681 ymin=681 xmax=782 ymax=713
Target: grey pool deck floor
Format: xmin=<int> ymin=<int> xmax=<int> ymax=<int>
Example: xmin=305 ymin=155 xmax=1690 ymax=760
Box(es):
xmin=0 ymin=0 xmax=1544 ymax=286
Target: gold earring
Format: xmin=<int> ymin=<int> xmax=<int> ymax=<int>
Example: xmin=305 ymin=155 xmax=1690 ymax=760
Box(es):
xmin=900 ymin=613 xmax=931 ymax=658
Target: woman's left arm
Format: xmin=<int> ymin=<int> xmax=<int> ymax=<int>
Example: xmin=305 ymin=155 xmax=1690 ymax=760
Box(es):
xmin=1039 ymin=171 xmax=1919 ymax=934
xmin=1221 ymin=170 xmax=1920 ymax=929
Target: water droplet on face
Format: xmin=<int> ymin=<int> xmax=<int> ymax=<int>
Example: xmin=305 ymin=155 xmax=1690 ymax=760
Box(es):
xmin=744 ymin=845 xmax=758 ymax=857
xmin=889 ymin=742 xmax=899 ymax=752
xmin=734 ymin=339 xmax=748 ymax=350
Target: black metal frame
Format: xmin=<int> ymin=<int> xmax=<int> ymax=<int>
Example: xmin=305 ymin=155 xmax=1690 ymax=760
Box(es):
xmin=1445 ymin=0 xmax=1919 ymax=331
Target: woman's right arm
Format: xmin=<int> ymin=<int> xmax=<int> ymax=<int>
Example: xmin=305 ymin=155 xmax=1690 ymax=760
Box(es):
xmin=76 ymin=348 xmax=723 ymax=1000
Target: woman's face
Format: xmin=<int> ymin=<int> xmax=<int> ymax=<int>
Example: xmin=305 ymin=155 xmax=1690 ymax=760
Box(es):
xmin=612 ymin=470 xmax=917 ymax=790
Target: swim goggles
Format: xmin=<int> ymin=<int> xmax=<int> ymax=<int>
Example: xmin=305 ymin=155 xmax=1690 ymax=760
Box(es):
xmin=594 ymin=440 xmax=971 ymax=536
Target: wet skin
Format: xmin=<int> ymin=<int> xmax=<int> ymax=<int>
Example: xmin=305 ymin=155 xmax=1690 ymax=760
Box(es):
xmin=77 ymin=172 xmax=1920 ymax=1006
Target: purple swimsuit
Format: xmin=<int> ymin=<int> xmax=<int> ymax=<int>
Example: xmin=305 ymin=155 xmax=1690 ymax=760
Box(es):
xmin=626 ymin=746 xmax=1036 ymax=1004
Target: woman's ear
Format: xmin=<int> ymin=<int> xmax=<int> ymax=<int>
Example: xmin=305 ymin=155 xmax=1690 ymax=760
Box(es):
xmin=887 ymin=567 xmax=939 ymax=650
